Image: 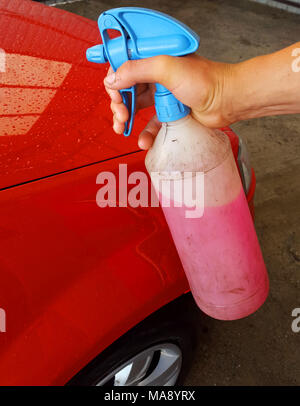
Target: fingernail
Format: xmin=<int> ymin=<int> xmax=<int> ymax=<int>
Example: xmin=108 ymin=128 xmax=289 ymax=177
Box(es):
xmin=105 ymin=73 xmax=116 ymax=85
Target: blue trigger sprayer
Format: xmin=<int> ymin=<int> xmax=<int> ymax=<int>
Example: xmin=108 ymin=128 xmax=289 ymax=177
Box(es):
xmin=86 ymin=7 xmax=199 ymax=136
xmin=87 ymin=8 xmax=269 ymax=321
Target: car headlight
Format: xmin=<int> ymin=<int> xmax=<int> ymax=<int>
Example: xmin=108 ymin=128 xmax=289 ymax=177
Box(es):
xmin=237 ymin=137 xmax=252 ymax=195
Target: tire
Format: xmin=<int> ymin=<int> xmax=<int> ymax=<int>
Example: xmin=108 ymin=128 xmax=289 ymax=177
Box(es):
xmin=68 ymin=294 xmax=199 ymax=386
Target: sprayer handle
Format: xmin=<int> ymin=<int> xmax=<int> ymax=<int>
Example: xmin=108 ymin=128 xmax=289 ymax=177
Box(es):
xmin=97 ymin=13 xmax=136 ymax=137
xmin=119 ymin=86 xmax=136 ymax=136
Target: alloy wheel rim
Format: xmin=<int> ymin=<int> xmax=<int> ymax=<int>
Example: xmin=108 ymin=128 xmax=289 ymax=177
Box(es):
xmin=96 ymin=343 xmax=182 ymax=386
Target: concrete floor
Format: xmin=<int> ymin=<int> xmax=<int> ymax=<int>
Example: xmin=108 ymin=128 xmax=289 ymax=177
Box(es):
xmin=57 ymin=0 xmax=300 ymax=385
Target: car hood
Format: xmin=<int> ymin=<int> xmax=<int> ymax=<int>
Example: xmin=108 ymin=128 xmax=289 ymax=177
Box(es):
xmin=0 ymin=0 xmax=153 ymax=189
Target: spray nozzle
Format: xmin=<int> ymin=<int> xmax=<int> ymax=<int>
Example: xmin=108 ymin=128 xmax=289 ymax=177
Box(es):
xmin=86 ymin=7 xmax=200 ymax=136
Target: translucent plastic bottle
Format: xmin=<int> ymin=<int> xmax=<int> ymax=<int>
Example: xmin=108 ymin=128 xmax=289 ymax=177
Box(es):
xmin=86 ymin=7 xmax=269 ymax=320
xmin=145 ymin=115 xmax=269 ymax=320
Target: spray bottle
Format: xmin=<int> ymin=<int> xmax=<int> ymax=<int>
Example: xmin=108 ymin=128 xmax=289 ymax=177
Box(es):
xmin=86 ymin=7 xmax=269 ymax=320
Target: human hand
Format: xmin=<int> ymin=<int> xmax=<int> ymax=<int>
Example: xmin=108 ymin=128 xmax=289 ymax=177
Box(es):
xmin=104 ymin=54 xmax=234 ymax=149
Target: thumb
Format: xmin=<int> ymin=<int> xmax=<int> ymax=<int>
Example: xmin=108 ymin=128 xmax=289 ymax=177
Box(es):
xmin=104 ymin=55 xmax=180 ymax=91
xmin=138 ymin=115 xmax=161 ymax=150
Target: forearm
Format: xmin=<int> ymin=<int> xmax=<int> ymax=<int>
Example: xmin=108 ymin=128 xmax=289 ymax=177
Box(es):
xmin=226 ymin=42 xmax=300 ymax=123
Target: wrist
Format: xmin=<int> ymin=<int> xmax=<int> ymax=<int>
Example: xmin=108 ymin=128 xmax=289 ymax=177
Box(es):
xmin=195 ymin=61 xmax=237 ymax=128
xmin=222 ymin=56 xmax=283 ymax=125
xmin=219 ymin=61 xmax=252 ymax=125
xmin=218 ymin=62 xmax=238 ymax=126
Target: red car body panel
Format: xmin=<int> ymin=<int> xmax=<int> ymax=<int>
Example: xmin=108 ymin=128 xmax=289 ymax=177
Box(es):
xmin=0 ymin=0 xmax=154 ymax=190
xmin=0 ymin=0 xmax=255 ymax=385
xmin=0 ymin=152 xmax=190 ymax=385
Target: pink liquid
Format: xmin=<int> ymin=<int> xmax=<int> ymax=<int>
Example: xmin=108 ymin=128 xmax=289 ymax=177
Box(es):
xmin=162 ymin=187 xmax=269 ymax=320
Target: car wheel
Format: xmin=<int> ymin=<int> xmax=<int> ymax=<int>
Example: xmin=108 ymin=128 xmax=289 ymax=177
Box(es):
xmin=68 ymin=294 xmax=198 ymax=386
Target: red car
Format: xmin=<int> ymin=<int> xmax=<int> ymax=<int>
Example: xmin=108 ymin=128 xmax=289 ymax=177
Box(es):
xmin=0 ymin=0 xmax=256 ymax=386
